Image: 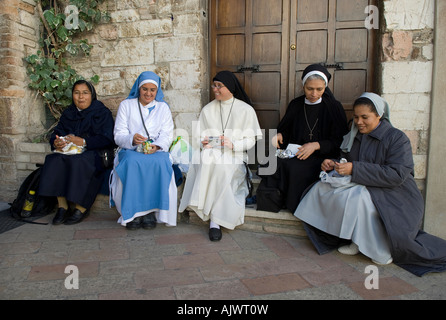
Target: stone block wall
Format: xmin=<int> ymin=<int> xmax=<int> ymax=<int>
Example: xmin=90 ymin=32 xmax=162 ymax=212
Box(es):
xmin=66 ymin=0 xmax=208 ymax=139
xmin=381 ymin=0 xmax=435 ymax=188
xmin=0 ymin=0 xmax=44 ymax=200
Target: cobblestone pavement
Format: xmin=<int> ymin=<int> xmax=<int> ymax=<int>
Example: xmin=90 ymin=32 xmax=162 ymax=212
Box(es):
xmin=0 ymin=208 xmax=445 ymax=302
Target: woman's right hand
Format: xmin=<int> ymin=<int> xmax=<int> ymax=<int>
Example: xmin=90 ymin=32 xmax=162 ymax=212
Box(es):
xmin=202 ymin=136 xmax=211 ymax=149
xmin=133 ymin=133 xmax=148 ymax=146
xmin=53 ymin=135 xmax=67 ymax=150
xmin=321 ymin=159 xmax=335 ymax=172
xmin=271 ymin=133 xmax=283 ymax=149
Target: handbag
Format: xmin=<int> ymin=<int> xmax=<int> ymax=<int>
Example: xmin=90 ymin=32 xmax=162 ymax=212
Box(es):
xmin=98 ymin=148 xmax=115 ymax=168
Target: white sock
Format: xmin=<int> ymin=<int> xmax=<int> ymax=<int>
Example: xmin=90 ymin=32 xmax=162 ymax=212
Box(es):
xmin=210 ymin=221 xmax=220 ymax=229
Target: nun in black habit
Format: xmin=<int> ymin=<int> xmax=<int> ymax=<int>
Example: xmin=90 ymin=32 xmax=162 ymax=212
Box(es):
xmin=258 ymin=64 xmax=349 ymax=212
xmin=38 ymin=80 xmax=115 ymax=225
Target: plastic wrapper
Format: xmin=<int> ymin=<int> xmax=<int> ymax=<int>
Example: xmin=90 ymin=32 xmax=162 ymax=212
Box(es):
xmin=136 ymin=139 xmax=154 ymax=154
xmin=54 ymin=136 xmax=84 ymax=155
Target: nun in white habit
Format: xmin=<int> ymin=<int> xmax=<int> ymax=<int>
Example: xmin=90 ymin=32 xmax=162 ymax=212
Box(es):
xmin=179 ymin=71 xmax=262 ymax=241
xmin=110 ymin=71 xmax=177 ymax=229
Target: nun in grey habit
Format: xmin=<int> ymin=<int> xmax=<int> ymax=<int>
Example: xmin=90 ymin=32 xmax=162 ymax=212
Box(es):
xmin=295 ymin=92 xmax=446 ymax=276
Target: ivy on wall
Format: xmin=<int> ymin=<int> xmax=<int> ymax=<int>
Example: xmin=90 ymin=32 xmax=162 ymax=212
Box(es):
xmin=24 ymin=0 xmax=110 ymax=138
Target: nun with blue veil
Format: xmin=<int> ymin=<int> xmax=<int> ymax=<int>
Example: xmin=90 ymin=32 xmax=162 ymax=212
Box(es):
xmin=295 ymin=92 xmax=446 ymax=276
xmin=110 ymin=71 xmax=177 ymax=229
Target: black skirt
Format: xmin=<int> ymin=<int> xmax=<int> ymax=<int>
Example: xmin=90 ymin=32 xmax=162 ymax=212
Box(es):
xmin=38 ymin=150 xmax=104 ymax=209
xmin=262 ymin=155 xmax=323 ymax=212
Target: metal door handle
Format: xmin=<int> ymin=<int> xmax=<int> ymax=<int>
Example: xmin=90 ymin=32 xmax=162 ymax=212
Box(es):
xmin=290 ymin=44 xmax=296 ymax=50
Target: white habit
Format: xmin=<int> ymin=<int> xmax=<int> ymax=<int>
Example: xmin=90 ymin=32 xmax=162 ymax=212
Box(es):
xmin=179 ymin=98 xmax=262 ymax=229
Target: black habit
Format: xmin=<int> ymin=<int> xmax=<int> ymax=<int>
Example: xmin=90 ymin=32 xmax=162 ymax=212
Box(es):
xmin=38 ymin=100 xmax=115 ymax=209
xmin=261 ymin=93 xmax=349 ymax=212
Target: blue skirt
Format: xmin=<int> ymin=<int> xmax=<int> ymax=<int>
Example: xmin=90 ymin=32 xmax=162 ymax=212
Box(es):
xmin=114 ymin=149 xmax=173 ymax=222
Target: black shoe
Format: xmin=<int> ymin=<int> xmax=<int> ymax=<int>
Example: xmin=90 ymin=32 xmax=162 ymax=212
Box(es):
xmin=64 ymin=209 xmax=89 ymax=225
xmin=126 ymin=216 xmax=142 ymax=230
xmin=53 ymin=207 xmax=69 ymax=225
xmin=142 ymin=212 xmax=157 ymax=229
xmin=209 ymin=228 xmax=222 ymax=241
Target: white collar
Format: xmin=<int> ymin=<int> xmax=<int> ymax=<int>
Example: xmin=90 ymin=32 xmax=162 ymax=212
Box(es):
xmin=305 ymin=98 xmax=322 ymax=105
xmin=140 ymin=100 xmax=156 ymax=109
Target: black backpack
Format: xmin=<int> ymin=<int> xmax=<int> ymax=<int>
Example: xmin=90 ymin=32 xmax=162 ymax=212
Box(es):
xmin=255 ymin=178 xmax=284 ymax=213
xmin=10 ymin=165 xmax=57 ymax=224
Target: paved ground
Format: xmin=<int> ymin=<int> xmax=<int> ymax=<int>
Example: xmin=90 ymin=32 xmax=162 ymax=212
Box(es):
xmin=0 ymin=205 xmax=445 ymax=303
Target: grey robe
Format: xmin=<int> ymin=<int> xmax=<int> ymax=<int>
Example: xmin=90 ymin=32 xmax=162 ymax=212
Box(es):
xmin=302 ymin=120 xmax=446 ymax=276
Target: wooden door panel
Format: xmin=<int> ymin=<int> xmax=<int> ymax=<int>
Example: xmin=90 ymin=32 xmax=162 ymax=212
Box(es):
xmin=335 ymin=29 xmax=368 ymax=62
xmin=256 ymin=110 xmax=281 ymax=131
xmin=252 ymin=33 xmax=282 ymax=64
xmin=297 ymin=0 xmax=328 ymax=23
xmin=215 ymin=0 xmax=245 ymax=28
xmin=336 ymin=0 xmax=369 ymax=21
xmin=333 ymin=70 xmax=367 ymax=104
xmin=216 ymin=35 xmax=245 ymax=66
xmin=253 ymin=0 xmax=283 ymax=26
xmin=296 ymin=31 xmax=328 ymax=63
xmin=251 ymin=72 xmax=281 ymax=107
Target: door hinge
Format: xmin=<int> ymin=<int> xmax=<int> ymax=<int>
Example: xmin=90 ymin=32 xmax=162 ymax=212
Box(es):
xmin=321 ymin=62 xmax=344 ymax=70
xmin=237 ymin=65 xmax=260 ymax=73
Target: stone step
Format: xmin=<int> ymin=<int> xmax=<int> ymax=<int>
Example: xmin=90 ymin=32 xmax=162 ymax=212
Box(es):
xmin=91 ymin=170 xmax=305 ymax=238
xmin=184 ymin=206 xmax=305 ymax=238
xmin=91 ymin=194 xmax=304 ymax=238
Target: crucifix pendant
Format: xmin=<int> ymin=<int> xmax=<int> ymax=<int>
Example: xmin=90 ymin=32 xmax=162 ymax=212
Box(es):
xmin=309 ymin=133 xmax=313 ymax=140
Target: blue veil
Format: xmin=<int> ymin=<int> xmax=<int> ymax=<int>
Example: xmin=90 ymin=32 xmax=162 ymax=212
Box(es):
xmin=126 ymin=71 xmax=166 ymax=102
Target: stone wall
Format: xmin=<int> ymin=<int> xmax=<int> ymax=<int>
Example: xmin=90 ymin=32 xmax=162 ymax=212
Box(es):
xmin=0 ymin=0 xmax=44 ymax=200
xmin=68 ymin=0 xmax=208 ymax=137
xmin=381 ymin=0 xmax=435 ymax=189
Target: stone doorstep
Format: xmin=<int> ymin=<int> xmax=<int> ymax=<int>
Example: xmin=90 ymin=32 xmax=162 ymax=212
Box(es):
xmin=90 ymin=194 xmax=305 ymax=238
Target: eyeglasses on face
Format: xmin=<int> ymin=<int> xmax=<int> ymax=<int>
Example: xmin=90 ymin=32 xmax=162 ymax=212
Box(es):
xmin=211 ymin=84 xmax=225 ymax=89
xmin=73 ymin=91 xmax=91 ymax=96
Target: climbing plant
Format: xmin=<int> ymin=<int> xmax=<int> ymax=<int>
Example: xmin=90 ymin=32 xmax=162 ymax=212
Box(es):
xmin=24 ymin=0 xmax=110 ymax=137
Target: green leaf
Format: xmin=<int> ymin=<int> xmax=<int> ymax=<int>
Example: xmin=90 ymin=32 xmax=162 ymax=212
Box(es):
xmin=43 ymin=10 xmax=56 ymax=28
xmin=57 ymin=26 xmax=69 ymax=42
xmin=30 ymin=74 xmax=40 ymax=82
xmin=64 ymin=88 xmax=72 ymax=98
xmin=43 ymin=92 xmax=55 ymax=102
xmin=65 ymin=43 xmax=78 ymax=55
xmin=51 ymin=80 xmax=61 ymax=88
xmin=90 ymin=75 xmax=100 ymax=84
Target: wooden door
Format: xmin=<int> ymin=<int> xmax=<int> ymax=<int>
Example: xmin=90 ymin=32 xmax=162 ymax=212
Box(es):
xmin=290 ymin=0 xmax=377 ymax=120
xmin=210 ymin=0 xmax=289 ymax=131
xmin=210 ymin=0 xmax=377 ymax=128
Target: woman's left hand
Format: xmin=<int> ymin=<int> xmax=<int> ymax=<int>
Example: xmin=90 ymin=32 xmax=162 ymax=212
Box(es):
xmin=296 ymin=142 xmax=320 ymax=160
xmin=334 ymin=161 xmax=353 ymax=176
xmin=146 ymin=144 xmax=160 ymax=155
xmin=221 ymin=136 xmax=233 ymax=150
xmin=65 ymin=134 xmax=84 ymax=147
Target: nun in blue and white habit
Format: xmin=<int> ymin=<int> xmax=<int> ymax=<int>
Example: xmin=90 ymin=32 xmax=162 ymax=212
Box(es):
xmin=110 ymin=71 xmax=177 ymax=229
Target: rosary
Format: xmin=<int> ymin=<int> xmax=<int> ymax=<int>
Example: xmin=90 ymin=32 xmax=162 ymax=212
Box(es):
xmin=220 ymin=97 xmax=235 ymax=135
xmin=304 ymin=104 xmax=319 ymax=140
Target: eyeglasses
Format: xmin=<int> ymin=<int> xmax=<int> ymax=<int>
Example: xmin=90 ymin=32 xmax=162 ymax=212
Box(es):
xmin=73 ymin=91 xmax=91 ymax=96
xmin=211 ymin=84 xmax=225 ymax=89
